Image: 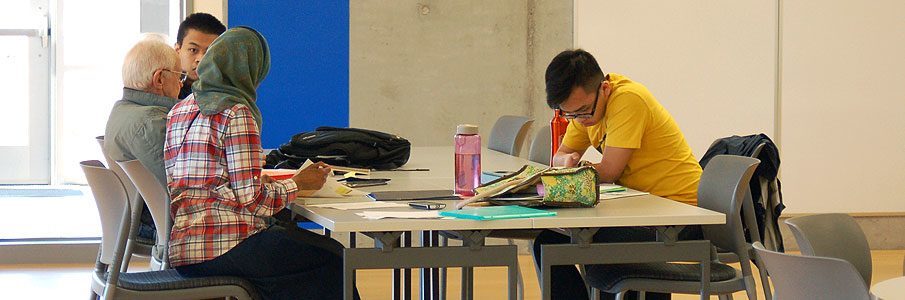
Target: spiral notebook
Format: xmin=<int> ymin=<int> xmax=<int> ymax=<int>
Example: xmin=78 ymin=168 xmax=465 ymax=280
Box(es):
xmin=439 ymin=205 xmax=556 ymax=220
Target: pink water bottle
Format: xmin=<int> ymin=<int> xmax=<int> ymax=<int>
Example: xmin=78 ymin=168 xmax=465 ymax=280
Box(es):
xmin=454 ymin=124 xmax=481 ymax=196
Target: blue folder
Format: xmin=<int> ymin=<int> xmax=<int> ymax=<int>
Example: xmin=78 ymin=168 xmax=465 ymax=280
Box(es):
xmin=439 ymin=205 xmax=556 ymax=220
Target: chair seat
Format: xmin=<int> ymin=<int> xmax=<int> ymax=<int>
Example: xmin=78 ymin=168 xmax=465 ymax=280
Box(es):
xmin=587 ymin=262 xmax=738 ymax=291
xmin=116 ymin=269 xmax=257 ymax=296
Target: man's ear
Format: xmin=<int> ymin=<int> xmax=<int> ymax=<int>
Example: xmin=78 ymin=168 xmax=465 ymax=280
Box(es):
xmin=174 ymin=42 xmax=182 ymax=51
xmin=151 ymin=69 xmax=165 ymax=89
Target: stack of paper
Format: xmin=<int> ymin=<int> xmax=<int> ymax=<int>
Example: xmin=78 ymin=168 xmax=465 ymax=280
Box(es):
xmin=308 ymin=202 xmax=408 ymax=210
xmin=599 ymin=184 xmax=649 ymax=200
xmin=354 ymin=211 xmax=442 ymax=220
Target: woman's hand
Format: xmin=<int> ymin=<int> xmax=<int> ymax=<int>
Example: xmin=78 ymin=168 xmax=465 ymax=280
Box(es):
xmin=292 ymin=162 xmax=332 ymax=190
xmin=260 ymin=174 xmax=274 ymax=184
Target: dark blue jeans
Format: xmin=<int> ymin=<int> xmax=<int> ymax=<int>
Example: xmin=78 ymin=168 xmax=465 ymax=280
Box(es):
xmin=137 ymin=205 xmax=157 ymax=240
xmin=532 ymin=226 xmax=703 ymax=300
xmin=176 ymin=225 xmax=360 ymax=300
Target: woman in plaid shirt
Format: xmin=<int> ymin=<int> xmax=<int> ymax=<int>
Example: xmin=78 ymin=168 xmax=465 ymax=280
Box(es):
xmin=164 ymin=26 xmax=358 ymax=300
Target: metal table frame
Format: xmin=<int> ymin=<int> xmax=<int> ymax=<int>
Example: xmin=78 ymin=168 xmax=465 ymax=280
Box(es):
xmin=538 ymin=226 xmax=713 ymax=300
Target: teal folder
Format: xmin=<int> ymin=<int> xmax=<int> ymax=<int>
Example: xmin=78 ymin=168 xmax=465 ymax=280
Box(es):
xmin=440 ymin=205 xmax=556 ymax=220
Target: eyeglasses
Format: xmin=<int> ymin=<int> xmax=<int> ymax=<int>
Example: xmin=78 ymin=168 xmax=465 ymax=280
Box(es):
xmin=560 ymin=80 xmax=603 ymax=120
xmin=161 ymin=69 xmax=188 ymax=83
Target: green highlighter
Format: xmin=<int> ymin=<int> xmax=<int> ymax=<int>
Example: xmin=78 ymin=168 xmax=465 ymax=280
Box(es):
xmin=440 ymin=205 xmax=556 ymax=220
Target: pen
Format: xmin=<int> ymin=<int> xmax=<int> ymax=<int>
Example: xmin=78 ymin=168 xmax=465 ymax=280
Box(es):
xmin=482 ymin=170 xmax=512 ymax=176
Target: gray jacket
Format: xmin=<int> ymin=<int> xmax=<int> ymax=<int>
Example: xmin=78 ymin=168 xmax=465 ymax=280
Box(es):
xmin=104 ymin=88 xmax=178 ymax=188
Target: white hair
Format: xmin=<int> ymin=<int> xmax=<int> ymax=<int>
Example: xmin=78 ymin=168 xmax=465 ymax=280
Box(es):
xmin=122 ymin=37 xmax=178 ymax=91
xmin=139 ymin=32 xmax=170 ymax=44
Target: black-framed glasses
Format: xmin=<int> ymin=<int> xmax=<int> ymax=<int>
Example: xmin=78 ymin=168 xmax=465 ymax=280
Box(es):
xmin=161 ymin=69 xmax=188 ymax=83
xmin=560 ymin=80 xmax=603 ymax=120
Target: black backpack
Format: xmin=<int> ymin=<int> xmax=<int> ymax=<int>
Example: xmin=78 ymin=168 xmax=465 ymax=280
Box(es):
xmin=265 ymin=127 xmax=411 ymax=170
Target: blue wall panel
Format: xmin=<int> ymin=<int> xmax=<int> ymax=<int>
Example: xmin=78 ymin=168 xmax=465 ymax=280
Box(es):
xmin=228 ymin=1 xmax=349 ymax=148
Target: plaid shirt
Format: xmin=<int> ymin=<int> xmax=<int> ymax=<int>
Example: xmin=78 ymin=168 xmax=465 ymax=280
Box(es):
xmin=164 ymin=97 xmax=297 ymax=267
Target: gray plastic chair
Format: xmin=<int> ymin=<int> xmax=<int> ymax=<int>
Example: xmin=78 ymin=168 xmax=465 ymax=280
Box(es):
xmin=752 ymin=242 xmax=874 ymax=300
xmin=117 ymin=160 xmax=171 ymax=270
xmin=785 ymin=213 xmax=872 ymax=286
xmin=81 ymin=160 xmax=257 ymax=300
xmin=488 ymin=115 xmax=534 ymax=156
xmin=586 ymin=155 xmax=761 ymax=299
xmin=527 ymin=125 xmax=551 ymax=165
xmin=96 ymin=136 xmax=157 ymax=271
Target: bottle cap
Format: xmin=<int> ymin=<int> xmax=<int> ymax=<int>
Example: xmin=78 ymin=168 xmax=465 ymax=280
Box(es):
xmin=456 ymin=124 xmax=479 ymax=135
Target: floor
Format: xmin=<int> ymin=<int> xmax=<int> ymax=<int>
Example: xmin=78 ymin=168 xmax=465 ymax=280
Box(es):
xmin=1 ymin=251 xmax=902 ymax=299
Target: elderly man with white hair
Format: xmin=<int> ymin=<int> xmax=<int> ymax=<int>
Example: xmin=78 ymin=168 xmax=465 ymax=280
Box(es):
xmin=103 ymin=36 xmax=186 ymax=240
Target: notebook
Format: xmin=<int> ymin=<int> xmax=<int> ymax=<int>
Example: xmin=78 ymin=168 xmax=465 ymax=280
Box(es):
xmin=439 ymin=205 xmax=556 ymax=220
xmin=367 ymin=190 xmax=460 ymax=201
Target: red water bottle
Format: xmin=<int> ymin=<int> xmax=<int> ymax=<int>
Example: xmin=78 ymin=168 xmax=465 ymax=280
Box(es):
xmin=550 ymin=109 xmax=569 ymax=165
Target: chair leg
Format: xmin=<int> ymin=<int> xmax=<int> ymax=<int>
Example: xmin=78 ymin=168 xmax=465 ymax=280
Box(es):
xmin=743 ymin=275 xmax=758 ymax=300
xmin=578 ymin=265 xmax=592 ymax=298
xmin=638 ymin=291 xmax=645 ymax=300
xmin=755 ymin=261 xmax=772 ymax=300
xmin=589 ymin=288 xmax=600 ymax=300
xmin=615 ymin=291 xmax=626 ymax=300
xmin=120 ymin=239 xmax=134 ymax=273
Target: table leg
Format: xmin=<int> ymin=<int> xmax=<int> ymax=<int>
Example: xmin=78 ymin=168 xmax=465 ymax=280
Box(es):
xmin=508 ymin=254 xmax=518 ymax=300
xmin=344 ymin=251 xmax=355 ymax=300
xmin=394 ymin=235 xmax=402 ymax=300
xmin=404 ymin=231 xmax=412 ymax=300
xmin=461 ymin=266 xmax=473 ymax=300
xmin=420 ymin=230 xmax=433 ymax=300
xmin=541 ymin=256 xmax=552 ymax=300
xmin=700 ymin=258 xmax=710 ymax=300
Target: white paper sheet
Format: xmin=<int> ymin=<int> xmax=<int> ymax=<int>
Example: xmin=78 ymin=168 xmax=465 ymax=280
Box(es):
xmin=299 ymin=160 xmax=368 ymax=197
xmin=308 ymin=201 xmax=409 ymax=210
xmin=354 ymin=211 xmax=442 ymax=220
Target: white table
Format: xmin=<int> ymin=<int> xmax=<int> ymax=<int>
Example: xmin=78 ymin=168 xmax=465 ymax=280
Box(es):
xmin=293 ymin=147 xmax=536 ymax=300
xmin=289 ymin=147 xmax=724 ymax=300
xmin=872 ymin=276 xmax=905 ymax=300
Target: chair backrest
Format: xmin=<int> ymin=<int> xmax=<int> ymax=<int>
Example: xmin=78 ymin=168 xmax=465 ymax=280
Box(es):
xmin=96 ymin=136 xmax=141 ymax=212
xmin=118 ymin=160 xmax=171 ymax=262
xmin=697 ymin=155 xmax=760 ymax=261
xmin=785 ymin=213 xmax=872 ymax=286
xmin=80 ymin=160 xmax=131 ymax=267
xmin=527 ymin=125 xmax=551 ymax=165
xmin=753 ymin=242 xmax=872 ymax=300
xmin=488 ymin=115 xmax=534 ymax=156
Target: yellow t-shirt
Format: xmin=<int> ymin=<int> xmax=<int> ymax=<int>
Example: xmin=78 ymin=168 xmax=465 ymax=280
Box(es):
xmin=562 ymin=73 xmax=702 ymax=205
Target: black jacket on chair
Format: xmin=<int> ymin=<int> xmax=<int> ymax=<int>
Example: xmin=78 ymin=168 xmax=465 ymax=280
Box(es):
xmin=700 ymin=133 xmax=786 ymax=251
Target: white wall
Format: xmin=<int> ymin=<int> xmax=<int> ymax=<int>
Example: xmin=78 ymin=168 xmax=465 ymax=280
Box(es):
xmin=780 ymin=0 xmax=905 ymax=213
xmin=574 ymin=0 xmax=777 ymax=162
xmin=575 ymin=0 xmax=905 ymax=213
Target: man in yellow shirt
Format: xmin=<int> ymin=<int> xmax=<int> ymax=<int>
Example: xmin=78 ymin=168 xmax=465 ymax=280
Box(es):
xmin=533 ymin=49 xmax=703 ymax=300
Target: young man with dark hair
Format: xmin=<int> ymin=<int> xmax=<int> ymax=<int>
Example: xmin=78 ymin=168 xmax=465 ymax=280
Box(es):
xmin=174 ymin=13 xmax=226 ymax=99
xmin=533 ymin=49 xmax=703 ymax=300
